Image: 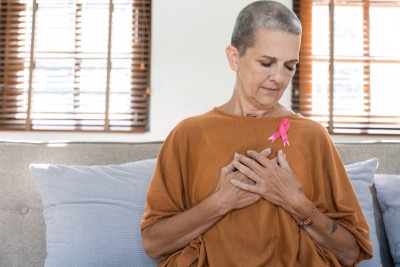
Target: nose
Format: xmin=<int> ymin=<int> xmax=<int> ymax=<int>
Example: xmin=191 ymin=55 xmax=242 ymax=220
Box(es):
xmin=268 ymin=65 xmax=284 ymax=84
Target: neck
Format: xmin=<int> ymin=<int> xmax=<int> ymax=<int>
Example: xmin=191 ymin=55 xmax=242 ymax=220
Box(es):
xmin=219 ymin=94 xmax=289 ymax=118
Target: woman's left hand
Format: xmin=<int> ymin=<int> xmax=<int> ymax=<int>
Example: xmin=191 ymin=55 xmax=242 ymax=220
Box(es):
xmin=231 ymin=149 xmax=312 ymax=220
xmin=232 ymin=149 xmax=361 ymax=265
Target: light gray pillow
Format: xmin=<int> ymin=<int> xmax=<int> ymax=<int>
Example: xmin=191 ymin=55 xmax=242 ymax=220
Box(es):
xmin=374 ymin=174 xmax=400 ymax=267
xmin=30 ymin=159 xmax=158 ymax=267
xmin=345 ymin=158 xmax=382 ymax=267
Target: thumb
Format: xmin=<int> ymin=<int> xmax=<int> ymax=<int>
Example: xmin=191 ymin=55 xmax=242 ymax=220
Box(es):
xmin=222 ymin=153 xmax=238 ymax=175
xmin=277 ymin=150 xmax=290 ymax=169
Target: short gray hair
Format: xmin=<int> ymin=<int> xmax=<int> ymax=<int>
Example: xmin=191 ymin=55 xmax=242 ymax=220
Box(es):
xmin=231 ymin=0 xmax=302 ymax=56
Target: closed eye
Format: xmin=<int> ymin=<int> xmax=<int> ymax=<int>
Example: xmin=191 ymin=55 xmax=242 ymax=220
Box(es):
xmin=285 ymin=65 xmax=296 ymax=71
xmin=261 ymin=62 xmax=272 ymax=68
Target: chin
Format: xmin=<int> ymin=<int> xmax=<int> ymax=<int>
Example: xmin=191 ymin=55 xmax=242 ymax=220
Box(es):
xmin=256 ymin=96 xmax=281 ymax=107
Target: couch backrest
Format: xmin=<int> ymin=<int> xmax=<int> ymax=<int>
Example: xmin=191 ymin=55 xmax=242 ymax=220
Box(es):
xmin=0 ymin=140 xmax=399 ymax=266
xmin=336 ymin=142 xmax=400 ymax=174
xmin=0 ymin=141 xmax=162 ymax=267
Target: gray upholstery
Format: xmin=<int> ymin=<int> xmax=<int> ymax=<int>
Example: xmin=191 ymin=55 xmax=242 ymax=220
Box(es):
xmin=0 ymin=141 xmax=162 ymax=267
xmin=336 ymin=142 xmax=400 ymax=174
xmin=0 ymin=140 xmax=398 ymax=266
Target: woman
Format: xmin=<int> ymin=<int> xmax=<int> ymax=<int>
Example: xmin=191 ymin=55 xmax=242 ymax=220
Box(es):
xmin=141 ymin=1 xmax=372 ymax=266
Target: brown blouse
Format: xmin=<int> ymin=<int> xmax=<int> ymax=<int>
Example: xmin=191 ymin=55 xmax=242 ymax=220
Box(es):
xmin=141 ymin=108 xmax=372 ymax=266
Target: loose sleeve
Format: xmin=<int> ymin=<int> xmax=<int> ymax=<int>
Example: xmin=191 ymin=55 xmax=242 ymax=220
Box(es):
xmin=140 ymin=126 xmax=187 ymax=230
xmin=317 ymin=129 xmax=373 ymax=264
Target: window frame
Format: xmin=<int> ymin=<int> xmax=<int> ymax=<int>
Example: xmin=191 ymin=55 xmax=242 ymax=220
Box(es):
xmin=0 ymin=0 xmax=151 ymax=133
xmin=292 ymin=0 xmax=400 ymax=136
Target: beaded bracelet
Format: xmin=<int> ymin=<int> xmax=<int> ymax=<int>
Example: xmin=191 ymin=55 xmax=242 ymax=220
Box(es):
xmin=296 ymin=202 xmax=316 ymax=228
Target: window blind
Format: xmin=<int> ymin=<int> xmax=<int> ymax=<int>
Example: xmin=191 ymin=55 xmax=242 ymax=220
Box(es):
xmin=292 ymin=0 xmax=400 ymax=135
xmin=0 ymin=0 xmax=151 ymax=132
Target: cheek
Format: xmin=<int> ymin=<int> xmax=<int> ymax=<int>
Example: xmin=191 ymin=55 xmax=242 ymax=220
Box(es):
xmin=241 ymin=68 xmax=266 ymax=85
xmin=253 ymin=67 xmax=271 ymax=81
xmin=283 ymin=71 xmax=295 ymax=82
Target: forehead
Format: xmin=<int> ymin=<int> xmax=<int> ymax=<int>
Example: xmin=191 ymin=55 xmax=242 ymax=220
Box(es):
xmin=248 ymin=28 xmax=301 ymax=60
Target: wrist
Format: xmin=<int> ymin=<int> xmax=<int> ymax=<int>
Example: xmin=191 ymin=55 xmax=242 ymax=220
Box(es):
xmin=208 ymin=192 xmax=232 ymax=216
xmin=294 ymin=201 xmax=316 ymax=227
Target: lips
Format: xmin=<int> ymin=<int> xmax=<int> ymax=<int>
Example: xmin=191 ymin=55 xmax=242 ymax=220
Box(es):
xmin=260 ymin=87 xmax=279 ymax=94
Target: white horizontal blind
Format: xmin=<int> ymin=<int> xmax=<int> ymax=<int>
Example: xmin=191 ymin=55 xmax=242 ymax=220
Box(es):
xmin=292 ymin=0 xmax=400 ymax=135
xmin=0 ymin=0 xmax=151 ymax=132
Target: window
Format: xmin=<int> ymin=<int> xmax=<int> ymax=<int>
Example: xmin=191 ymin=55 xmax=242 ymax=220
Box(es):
xmin=0 ymin=0 xmax=151 ymax=132
xmin=292 ymin=0 xmax=400 ymax=135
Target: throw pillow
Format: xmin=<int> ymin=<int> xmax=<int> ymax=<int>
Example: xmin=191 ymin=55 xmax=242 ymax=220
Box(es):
xmin=345 ymin=158 xmax=382 ymax=267
xmin=30 ymin=159 xmax=158 ymax=267
xmin=374 ymin=174 xmax=400 ymax=267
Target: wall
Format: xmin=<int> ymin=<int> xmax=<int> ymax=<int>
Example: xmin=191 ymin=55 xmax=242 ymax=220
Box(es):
xmin=1 ymin=0 xmax=398 ymax=143
xmin=148 ymin=0 xmax=266 ymax=140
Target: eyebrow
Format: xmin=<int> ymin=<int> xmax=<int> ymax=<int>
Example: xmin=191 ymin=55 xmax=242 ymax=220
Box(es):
xmin=261 ymin=55 xmax=299 ymax=64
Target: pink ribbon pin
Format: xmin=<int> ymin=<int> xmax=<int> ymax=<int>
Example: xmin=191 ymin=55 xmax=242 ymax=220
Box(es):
xmin=268 ymin=118 xmax=290 ymax=147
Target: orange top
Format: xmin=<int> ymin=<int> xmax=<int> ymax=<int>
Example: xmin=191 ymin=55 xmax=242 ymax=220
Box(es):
xmin=141 ymin=108 xmax=372 ymax=266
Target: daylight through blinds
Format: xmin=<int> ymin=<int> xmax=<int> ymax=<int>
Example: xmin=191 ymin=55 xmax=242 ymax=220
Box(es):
xmin=0 ymin=0 xmax=151 ymax=132
xmin=292 ymin=0 xmax=400 ymax=135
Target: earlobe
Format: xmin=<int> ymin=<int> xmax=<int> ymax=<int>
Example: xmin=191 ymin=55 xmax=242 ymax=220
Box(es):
xmin=225 ymin=45 xmax=239 ymax=72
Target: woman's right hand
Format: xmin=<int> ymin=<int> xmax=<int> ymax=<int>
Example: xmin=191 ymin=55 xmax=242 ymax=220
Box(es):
xmin=142 ymin=148 xmax=273 ymax=259
xmin=214 ymin=148 xmax=273 ymax=212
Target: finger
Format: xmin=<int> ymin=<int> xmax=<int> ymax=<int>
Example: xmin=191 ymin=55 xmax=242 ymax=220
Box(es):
xmin=259 ymin=148 xmax=272 ymax=157
xmin=277 ymin=150 xmax=290 ymax=169
xmin=235 ymin=153 xmax=266 ymax=174
xmin=270 ymin=157 xmax=278 ymax=164
xmin=230 ymin=179 xmax=259 ymax=194
xmin=221 ymin=155 xmax=238 ymax=176
xmin=246 ymin=150 xmax=271 ymax=168
xmin=231 ymin=172 xmax=256 ymax=185
xmin=232 ymin=156 xmax=262 ymax=183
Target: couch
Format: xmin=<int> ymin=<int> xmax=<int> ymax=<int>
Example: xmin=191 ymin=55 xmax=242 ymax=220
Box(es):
xmin=0 ymin=140 xmax=399 ymax=267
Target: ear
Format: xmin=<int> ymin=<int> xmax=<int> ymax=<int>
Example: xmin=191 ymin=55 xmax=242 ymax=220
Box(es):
xmin=225 ymin=45 xmax=240 ymax=72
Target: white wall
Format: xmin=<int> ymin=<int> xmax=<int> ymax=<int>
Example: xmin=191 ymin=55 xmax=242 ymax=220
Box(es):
xmin=148 ymin=0 xmax=260 ymax=140
xmin=1 ymin=0 xmax=398 ymax=143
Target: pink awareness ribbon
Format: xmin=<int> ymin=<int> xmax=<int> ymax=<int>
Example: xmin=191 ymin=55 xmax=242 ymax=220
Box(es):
xmin=268 ymin=118 xmax=290 ymax=147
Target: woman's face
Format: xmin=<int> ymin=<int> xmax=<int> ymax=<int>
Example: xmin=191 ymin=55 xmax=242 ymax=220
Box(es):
xmin=234 ymin=29 xmax=301 ymax=109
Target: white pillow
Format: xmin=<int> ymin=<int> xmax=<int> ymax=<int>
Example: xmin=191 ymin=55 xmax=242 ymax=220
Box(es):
xmin=374 ymin=174 xmax=400 ymax=267
xmin=345 ymin=158 xmax=382 ymax=267
xmin=30 ymin=159 xmax=158 ymax=267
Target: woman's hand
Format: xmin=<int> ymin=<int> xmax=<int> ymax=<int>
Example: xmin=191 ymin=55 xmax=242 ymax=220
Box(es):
xmin=214 ymin=148 xmax=273 ymax=213
xmin=142 ymin=148 xmax=275 ymax=259
xmin=231 ymin=149 xmax=361 ymax=265
xmin=230 ymin=149 xmax=310 ymax=220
